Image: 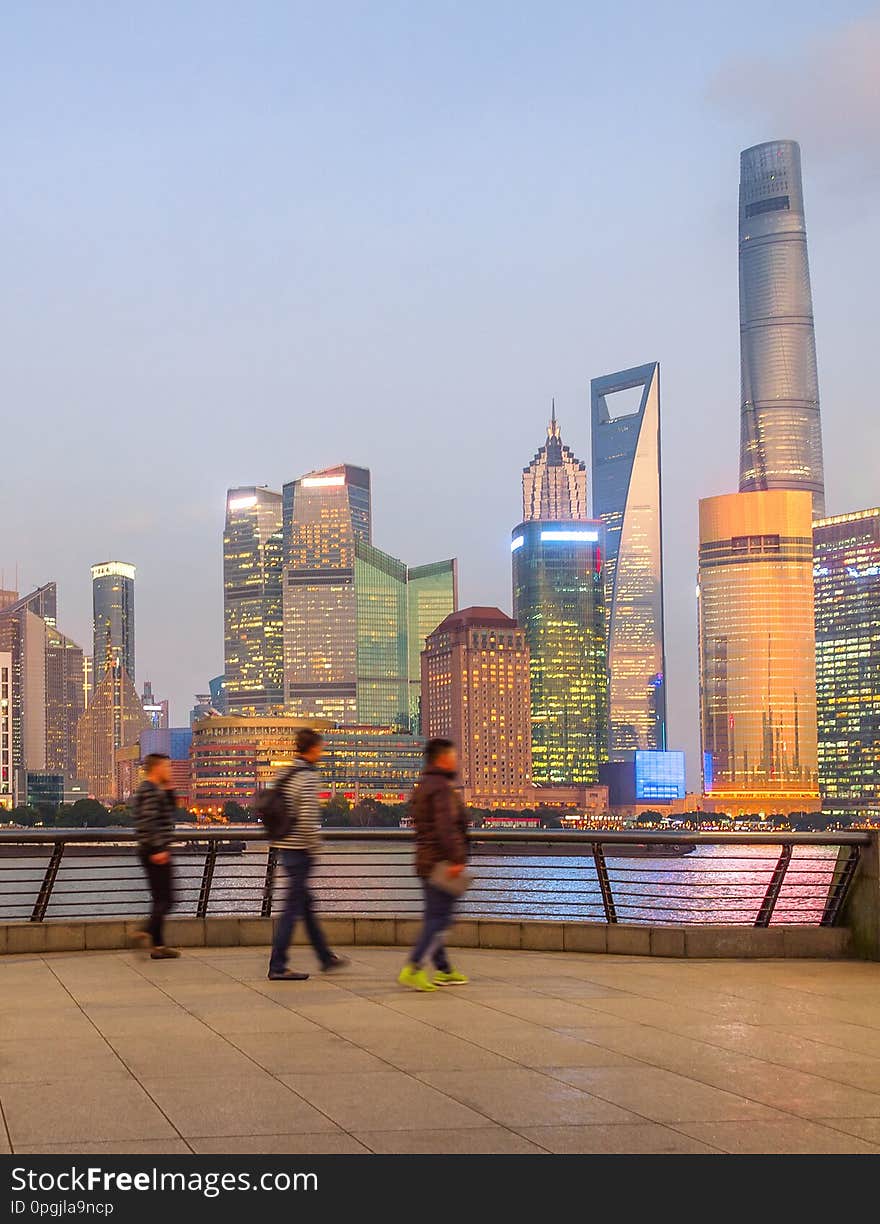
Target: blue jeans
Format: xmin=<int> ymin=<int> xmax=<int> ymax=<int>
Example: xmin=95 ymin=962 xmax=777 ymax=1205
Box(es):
xmin=410 ymin=882 xmax=455 ymax=972
xmin=270 ymin=850 xmax=332 ymax=973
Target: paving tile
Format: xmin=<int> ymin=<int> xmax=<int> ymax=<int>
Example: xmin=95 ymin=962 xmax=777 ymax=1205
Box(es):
xmin=357 ymin=1127 xmax=544 ymax=1153
xmin=190 ymin=1132 xmax=370 ymax=1154
xmin=417 ymin=1068 xmax=640 ymax=1127
xmin=546 ymin=1066 xmax=781 ymax=1123
xmin=280 ymin=1071 xmax=489 ymax=1132
xmin=346 ymin=1028 xmax=515 ymax=1072
xmin=83 ymin=1005 xmax=207 ymax=1039
xmin=0 ymin=1008 xmax=96 ymax=1041
xmin=673 ymin=1118 xmax=880 ymax=1154
xmin=1 ymin=1078 xmax=178 ymax=1146
xmin=226 ymin=1031 xmax=387 ymax=1075
xmin=107 ymin=1034 xmax=260 ymax=1079
xmin=140 ymin=1073 xmax=337 ymax=1138
xmin=0 ymin=1037 xmax=128 ymax=1084
xmin=518 ymin=1123 xmax=721 ymax=1154
xmin=16 ymin=1140 xmax=192 ymax=1154
xmin=815 ymin=1118 xmax=880 ymax=1144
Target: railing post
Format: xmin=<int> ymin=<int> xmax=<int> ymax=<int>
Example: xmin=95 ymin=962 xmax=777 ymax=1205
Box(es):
xmin=755 ymin=844 xmax=792 ymax=927
xmin=31 ymin=843 xmax=65 ymax=922
xmin=821 ymin=844 xmax=862 ymax=927
xmin=592 ymin=842 xmax=617 ymax=923
xmin=196 ymin=842 xmax=219 ymax=918
xmin=261 ymin=847 xmax=278 ymax=918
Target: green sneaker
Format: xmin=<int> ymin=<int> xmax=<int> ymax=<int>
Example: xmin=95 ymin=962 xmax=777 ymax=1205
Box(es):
xmin=434 ymin=968 xmax=469 ymax=986
xmin=398 ymin=964 xmax=437 ymax=992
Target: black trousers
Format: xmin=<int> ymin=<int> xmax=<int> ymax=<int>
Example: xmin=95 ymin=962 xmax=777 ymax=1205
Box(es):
xmin=139 ymin=848 xmax=174 ymax=947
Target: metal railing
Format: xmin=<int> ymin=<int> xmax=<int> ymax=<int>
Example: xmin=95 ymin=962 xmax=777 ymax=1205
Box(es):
xmin=0 ymin=827 xmax=868 ymax=928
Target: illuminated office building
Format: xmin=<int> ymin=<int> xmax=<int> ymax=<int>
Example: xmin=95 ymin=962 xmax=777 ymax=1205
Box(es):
xmin=0 ymin=651 xmax=11 ymax=809
xmin=189 ymin=715 xmax=421 ymax=815
xmin=91 ymin=562 xmax=135 ymax=684
xmin=76 ymin=656 xmax=150 ymax=803
xmin=698 ymin=490 xmax=819 ymax=815
xmin=422 ymin=608 xmax=532 ymax=807
xmin=45 ymin=627 xmax=85 ymax=780
xmin=223 ymin=487 xmax=284 ymax=715
xmin=813 ymin=509 xmax=880 ymax=817
xmin=283 ymin=465 xmax=455 ymax=729
xmin=522 ymin=403 xmax=588 ymax=521
xmin=141 ymin=680 xmax=169 ymax=730
xmin=739 ymin=140 xmax=825 ymax=517
xmin=0 ymin=584 xmax=58 ymax=782
xmin=591 ymin=363 xmax=666 ymax=754
xmin=406 ymin=561 xmax=457 ymax=734
xmin=512 ymin=521 xmax=608 ymax=784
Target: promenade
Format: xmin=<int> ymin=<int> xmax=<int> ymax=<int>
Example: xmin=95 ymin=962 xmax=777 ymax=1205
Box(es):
xmin=2 ymin=945 xmax=880 ymax=1154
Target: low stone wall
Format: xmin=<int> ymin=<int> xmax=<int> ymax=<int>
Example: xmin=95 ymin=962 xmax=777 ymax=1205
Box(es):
xmin=0 ymin=915 xmax=852 ymax=959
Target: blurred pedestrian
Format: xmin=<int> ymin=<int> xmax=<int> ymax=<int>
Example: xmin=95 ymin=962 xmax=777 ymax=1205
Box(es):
xmin=132 ymin=752 xmax=180 ymax=959
xmin=267 ymin=728 xmax=350 ymax=981
xmin=399 ymin=738 xmax=470 ymax=992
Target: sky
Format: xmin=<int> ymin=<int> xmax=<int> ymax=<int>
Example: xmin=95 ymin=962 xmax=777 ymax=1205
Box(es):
xmin=3 ymin=2 xmax=879 ymax=781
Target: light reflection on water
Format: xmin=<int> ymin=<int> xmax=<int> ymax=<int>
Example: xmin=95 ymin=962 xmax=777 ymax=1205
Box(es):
xmin=0 ymin=841 xmax=839 ymax=926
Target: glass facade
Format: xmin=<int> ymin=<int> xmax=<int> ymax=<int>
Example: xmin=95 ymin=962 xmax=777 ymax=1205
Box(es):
xmin=45 ymin=627 xmax=84 ymax=780
xmin=0 ymin=585 xmax=58 ymax=779
xmin=91 ymin=562 xmax=135 ymax=684
xmin=698 ymin=490 xmax=819 ymax=810
xmin=282 ymin=466 xmax=370 ymax=723
xmin=283 ymin=464 xmax=455 ymax=731
xmin=406 ymin=560 xmax=457 ymax=733
xmin=512 ymin=521 xmax=608 ymax=784
xmin=591 ymin=363 xmax=666 ymax=754
xmin=634 ymin=750 xmax=686 ymax=801
xmin=0 ymin=651 xmax=11 ymax=808
xmin=76 ymin=659 xmax=151 ymax=803
xmin=223 ymin=487 xmax=284 ymax=715
xmin=739 ymin=140 xmax=825 ymax=518
xmin=813 ymin=509 xmax=880 ymax=815
xmin=354 ymin=541 xmax=409 ymax=731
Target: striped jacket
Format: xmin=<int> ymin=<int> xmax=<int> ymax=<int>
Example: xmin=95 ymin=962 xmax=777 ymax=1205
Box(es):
xmin=273 ymin=758 xmax=322 ymax=853
xmin=132 ymin=780 xmax=176 ymax=852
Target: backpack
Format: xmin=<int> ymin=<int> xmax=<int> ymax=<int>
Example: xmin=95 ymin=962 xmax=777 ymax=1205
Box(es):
xmin=255 ymin=766 xmax=299 ymax=840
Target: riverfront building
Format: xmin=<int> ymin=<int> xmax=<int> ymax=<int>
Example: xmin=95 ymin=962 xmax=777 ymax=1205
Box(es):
xmin=591 ymin=363 xmax=666 ymax=754
xmin=91 ymin=562 xmax=135 ymax=685
xmin=698 ymin=490 xmax=819 ymax=815
xmin=813 ymin=509 xmax=880 ymax=819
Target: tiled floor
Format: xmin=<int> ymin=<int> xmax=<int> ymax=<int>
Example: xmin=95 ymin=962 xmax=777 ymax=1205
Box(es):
xmin=2 ymin=945 xmax=880 ymax=1154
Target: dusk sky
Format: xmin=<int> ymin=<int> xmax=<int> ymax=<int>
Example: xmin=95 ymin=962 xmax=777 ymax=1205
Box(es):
xmin=4 ymin=2 xmax=879 ymax=781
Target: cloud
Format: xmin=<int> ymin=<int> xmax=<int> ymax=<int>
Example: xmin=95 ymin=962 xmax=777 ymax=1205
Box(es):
xmin=709 ymin=13 xmax=880 ymax=181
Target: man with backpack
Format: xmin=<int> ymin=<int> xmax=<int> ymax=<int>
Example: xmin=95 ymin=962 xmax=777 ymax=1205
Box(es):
xmin=266 ymin=728 xmax=349 ymax=981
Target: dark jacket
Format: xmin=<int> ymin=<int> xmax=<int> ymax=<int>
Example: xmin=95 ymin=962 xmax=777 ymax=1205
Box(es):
xmin=411 ymin=767 xmax=468 ymax=879
xmin=132 ymin=780 xmax=177 ymax=852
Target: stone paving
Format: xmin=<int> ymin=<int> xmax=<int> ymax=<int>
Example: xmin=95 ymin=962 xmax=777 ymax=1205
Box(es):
xmin=2 ymin=944 xmax=880 ymax=1154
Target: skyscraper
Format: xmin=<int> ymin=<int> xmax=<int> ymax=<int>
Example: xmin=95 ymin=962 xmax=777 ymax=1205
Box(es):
xmin=223 ymin=486 xmax=284 ymax=715
xmin=522 ymin=403 xmax=588 ymax=521
xmin=422 ymin=607 xmax=533 ymax=807
xmin=813 ymin=509 xmax=880 ymax=818
xmin=283 ymin=464 xmax=455 ymax=729
xmin=283 ymin=465 xmax=371 ymax=724
xmin=738 ymin=140 xmax=825 ymax=517
xmin=45 ymin=627 xmax=84 ymax=780
xmin=512 ymin=521 xmax=608 ymax=784
xmin=0 ymin=650 xmax=12 ymax=809
xmin=76 ymin=657 xmax=150 ymax=804
xmin=591 ymin=362 xmax=666 ymax=753
xmin=141 ymin=679 xmax=169 ymax=730
xmin=406 ymin=560 xmax=458 ymax=734
xmin=91 ymin=562 xmax=135 ymax=685
xmin=698 ymin=490 xmax=819 ymax=815
xmin=0 ymin=584 xmax=58 ymax=784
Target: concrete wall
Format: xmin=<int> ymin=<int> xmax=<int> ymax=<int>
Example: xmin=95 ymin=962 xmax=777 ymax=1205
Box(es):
xmin=0 ymin=916 xmax=852 ymax=959
xmin=841 ymin=833 xmax=880 ymax=960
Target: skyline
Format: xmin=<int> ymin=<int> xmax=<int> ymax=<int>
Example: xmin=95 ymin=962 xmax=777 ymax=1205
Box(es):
xmin=4 ymin=4 xmax=880 ymax=786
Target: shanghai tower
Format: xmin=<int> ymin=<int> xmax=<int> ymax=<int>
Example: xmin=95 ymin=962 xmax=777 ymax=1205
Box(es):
xmin=738 ymin=140 xmax=825 ymax=517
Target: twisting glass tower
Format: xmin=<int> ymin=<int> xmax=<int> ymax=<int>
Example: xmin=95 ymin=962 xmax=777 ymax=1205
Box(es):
xmin=738 ymin=140 xmax=825 ymax=518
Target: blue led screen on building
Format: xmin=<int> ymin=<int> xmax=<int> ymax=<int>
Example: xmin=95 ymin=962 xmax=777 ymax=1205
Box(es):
xmin=634 ymin=750 xmax=686 ymax=801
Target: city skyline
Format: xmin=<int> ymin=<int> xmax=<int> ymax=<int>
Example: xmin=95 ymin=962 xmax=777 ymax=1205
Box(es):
xmin=4 ymin=5 xmax=879 ymax=786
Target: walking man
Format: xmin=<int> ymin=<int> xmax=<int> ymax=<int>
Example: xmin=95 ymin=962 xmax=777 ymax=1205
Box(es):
xmin=268 ymin=728 xmax=349 ymax=981
xmin=399 ymin=738 xmax=469 ymax=992
xmin=133 ymin=752 xmax=180 ymax=959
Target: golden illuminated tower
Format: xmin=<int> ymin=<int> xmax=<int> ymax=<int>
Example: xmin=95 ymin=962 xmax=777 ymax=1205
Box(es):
xmin=697 ymin=489 xmax=819 ymax=815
